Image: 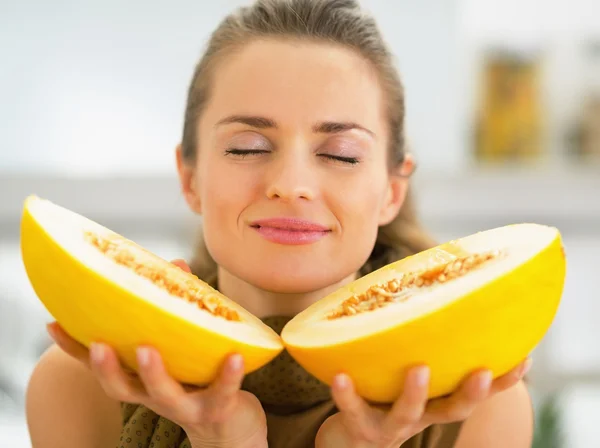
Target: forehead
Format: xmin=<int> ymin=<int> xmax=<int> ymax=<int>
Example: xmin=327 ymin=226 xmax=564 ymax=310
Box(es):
xmin=203 ymin=39 xmax=386 ymax=131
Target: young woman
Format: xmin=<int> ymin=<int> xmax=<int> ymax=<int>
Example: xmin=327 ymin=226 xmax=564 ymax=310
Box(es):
xmin=25 ymin=1 xmax=534 ymax=447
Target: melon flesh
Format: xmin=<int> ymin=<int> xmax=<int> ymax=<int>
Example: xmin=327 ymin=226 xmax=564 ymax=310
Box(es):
xmin=281 ymin=223 xmax=566 ymax=403
xmin=20 ymin=196 xmax=283 ymax=385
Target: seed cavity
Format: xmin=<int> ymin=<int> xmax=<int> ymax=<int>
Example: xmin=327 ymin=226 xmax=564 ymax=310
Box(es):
xmin=84 ymin=231 xmax=240 ymax=321
xmin=327 ymin=250 xmax=502 ymax=320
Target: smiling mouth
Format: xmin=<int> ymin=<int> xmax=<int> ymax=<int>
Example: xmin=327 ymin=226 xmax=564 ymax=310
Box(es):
xmin=249 ymin=218 xmax=331 ymax=245
xmin=250 ymin=224 xmax=330 ymax=232
xmin=250 ymin=218 xmax=331 ymax=232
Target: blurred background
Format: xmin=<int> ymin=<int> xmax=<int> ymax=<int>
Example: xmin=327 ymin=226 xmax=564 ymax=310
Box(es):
xmin=1 ymin=0 xmax=599 ymax=446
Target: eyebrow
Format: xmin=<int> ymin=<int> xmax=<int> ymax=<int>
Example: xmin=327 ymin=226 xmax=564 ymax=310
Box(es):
xmin=216 ymin=114 xmax=375 ymax=138
xmin=216 ymin=115 xmax=276 ymax=129
xmin=313 ymin=121 xmax=375 ymax=137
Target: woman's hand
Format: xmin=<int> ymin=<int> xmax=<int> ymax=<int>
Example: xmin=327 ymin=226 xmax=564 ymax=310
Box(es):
xmin=315 ymin=358 xmax=532 ymax=448
xmin=46 ymin=259 xmax=268 ymax=448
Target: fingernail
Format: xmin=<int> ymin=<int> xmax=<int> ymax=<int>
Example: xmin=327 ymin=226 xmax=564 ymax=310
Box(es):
xmin=335 ymin=373 xmax=350 ymax=389
xmin=228 ymin=354 xmax=243 ymax=372
xmin=137 ymin=347 xmax=151 ymax=367
xmin=416 ymin=366 xmax=430 ymax=386
xmin=480 ymin=371 xmax=493 ymax=389
xmin=521 ymin=358 xmax=533 ymax=377
xmin=46 ymin=323 xmax=57 ymax=341
xmin=90 ymin=343 xmax=105 ymax=364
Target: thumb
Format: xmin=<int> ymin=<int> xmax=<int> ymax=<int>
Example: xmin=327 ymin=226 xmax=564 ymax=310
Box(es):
xmin=171 ymin=259 xmax=191 ymax=273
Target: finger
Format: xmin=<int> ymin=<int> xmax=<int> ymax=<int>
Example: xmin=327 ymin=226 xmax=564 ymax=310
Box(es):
xmin=135 ymin=346 xmax=198 ymax=417
xmin=171 ymin=259 xmax=191 ymax=273
xmin=48 ymin=322 xmax=142 ymax=379
xmin=89 ymin=342 xmax=146 ymax=402
xmin=330 ymin=373 xmax=379 ymax=442
xmin=47 ymin=322 xmax=91 ymax=365
xmin=201 ymin=354 xmax=245 ymax=420
xmin=490 ymin=358 xmax=532 ymax=394
xmin=424 ymin=369 xmax=493 ymax=425
xmin=381 ymin=366 xmax=430 ymax=437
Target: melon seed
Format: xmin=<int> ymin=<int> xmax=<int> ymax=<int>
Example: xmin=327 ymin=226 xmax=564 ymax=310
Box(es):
xmin=326 ymin=250 xmax=502 ymax=320
xmin=84 ymin=231 xmax=240 ymax=321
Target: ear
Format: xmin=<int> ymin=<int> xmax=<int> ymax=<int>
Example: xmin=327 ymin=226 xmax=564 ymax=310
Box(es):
xmin=175 ymin=144 xmax=202 ymax=214
xmin=378 ymin=153 xmax=415 ymax=226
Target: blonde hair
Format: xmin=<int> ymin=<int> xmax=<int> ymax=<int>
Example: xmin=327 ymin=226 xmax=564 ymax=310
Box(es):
xmin=181 ymin=0 xmax=437 ymax=285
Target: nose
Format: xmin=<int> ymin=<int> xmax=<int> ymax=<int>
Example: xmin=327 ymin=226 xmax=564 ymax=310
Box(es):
xmin=265 ymin=151 xmax=316 ymax=202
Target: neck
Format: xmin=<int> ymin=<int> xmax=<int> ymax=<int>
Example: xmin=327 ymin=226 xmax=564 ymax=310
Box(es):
xmin=216 ymin=267 xmax=357 ymax=318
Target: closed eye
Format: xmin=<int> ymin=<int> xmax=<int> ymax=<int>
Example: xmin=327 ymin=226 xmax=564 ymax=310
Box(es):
xmin=224 ymin=149 xmax=269 ymax=158
xmin=319 ymin=154 xmax=360 ymax=165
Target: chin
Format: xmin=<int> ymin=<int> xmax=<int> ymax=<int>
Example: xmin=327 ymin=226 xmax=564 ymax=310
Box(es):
xmin=250 ymin=269 xmax=351 ymax=295
xmin=223 ymin=252 xmax=363 ymax=295
xmin=206 ymin=230 xmax=377 ymax=294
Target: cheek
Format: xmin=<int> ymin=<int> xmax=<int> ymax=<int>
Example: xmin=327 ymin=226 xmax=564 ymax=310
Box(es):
xmin=334 ymin=172 xmax=388 ymax=228
xmin=199 ymin=158 xmax=259 ymax=229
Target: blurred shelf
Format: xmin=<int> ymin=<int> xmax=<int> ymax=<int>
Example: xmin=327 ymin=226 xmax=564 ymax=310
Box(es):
xmin=412 ymin=164 xmax=600 ymax=232
xmin=0 ymin=165 xmax=599 ymax=236
xmin=0 ymin=172 xmax=196 ymax=237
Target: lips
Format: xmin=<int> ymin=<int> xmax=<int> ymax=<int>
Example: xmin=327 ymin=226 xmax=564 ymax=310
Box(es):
xmin=249 ymin=217 xmax=331 ymax=245
xmin=250 ymin=217 xmax=330 ymax=232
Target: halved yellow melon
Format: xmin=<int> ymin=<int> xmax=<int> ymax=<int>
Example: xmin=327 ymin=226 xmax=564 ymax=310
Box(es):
xmin=21 ymin=195 xmax=566 ymax=403
xmin=281 ymin=223 xmax=566 ymax=403
xmin=20 ymin=195 xmax=284 ymax=384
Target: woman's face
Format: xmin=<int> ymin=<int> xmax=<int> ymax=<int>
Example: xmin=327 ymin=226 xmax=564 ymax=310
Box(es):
xmin=178 ymin=39 xmax=408 ymax=293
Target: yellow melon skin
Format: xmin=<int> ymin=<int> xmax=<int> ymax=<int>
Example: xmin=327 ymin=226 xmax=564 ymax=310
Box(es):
xmin=282 ymin=230 xmax=566 ymax=404
xmin=20 ymin=198 xmax=283 ymax=385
